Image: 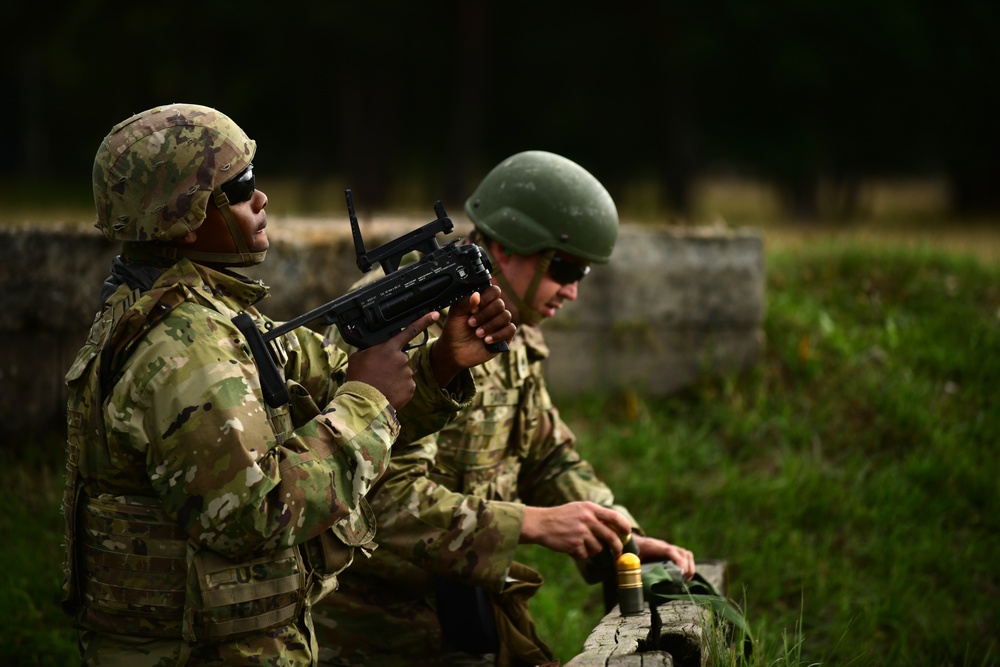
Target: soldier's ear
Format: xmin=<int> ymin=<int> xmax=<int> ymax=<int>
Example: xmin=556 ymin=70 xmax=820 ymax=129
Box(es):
xmin=175 ymin=231 xmax=198 ymax=245
xmin=488 ymin=240 xmax=513 ymax=265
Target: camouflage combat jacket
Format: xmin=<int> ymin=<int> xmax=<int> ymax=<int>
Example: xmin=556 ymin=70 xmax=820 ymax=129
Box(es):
xmin=313 ymin=321 xmax=638 ymax=666
xmin=62 ymin=258 xmax=473 ymax=667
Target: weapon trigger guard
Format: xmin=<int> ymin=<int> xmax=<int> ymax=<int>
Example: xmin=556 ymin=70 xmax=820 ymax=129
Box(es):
xmin=402 ymin=329 xmax=430 ymax=353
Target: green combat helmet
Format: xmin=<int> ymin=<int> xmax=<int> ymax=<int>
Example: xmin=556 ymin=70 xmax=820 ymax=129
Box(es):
xmin=464 ymin=150 xmax=618 ymax=325
xmin=92 ymin=103 xmax=264 ymax=266
xmin=464 ymin=150 xmax=618 ymax=264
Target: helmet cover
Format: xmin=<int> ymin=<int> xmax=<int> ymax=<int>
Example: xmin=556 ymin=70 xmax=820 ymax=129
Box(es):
xmin=93 ymin=103 xmax=256 ymax=242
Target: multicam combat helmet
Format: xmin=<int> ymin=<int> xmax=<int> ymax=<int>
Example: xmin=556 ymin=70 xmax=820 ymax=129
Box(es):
xmin=92 ymin=103 xmax=263 ymax=266
xmin=464 ymin=150 xmax=619 ymax=264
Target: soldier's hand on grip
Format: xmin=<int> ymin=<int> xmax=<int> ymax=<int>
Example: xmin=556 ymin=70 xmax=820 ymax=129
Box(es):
xmin=346 ymin=311 xmax=440 ymax=411
xmin=433 ymin=286 xmax=514 ymax=383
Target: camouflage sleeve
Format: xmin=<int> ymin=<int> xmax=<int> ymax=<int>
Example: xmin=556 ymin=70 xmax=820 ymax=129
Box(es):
xmin=365 ymin=435 xmax=524 ymax=593
xmin=396 ymin=340 xmax=477 ymax=445
xmin=108 ymin=302 xmax=399 ymax=559
xmin=517 ymin=384 xmax=641 ymax=532
xmin=324 ymin=319 xmax=477 ymax=446
xmin=282 ymin=324 xmax=349 ymax=407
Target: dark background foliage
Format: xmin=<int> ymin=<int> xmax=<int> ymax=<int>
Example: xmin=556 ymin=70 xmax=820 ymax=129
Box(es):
xmin=2 ymin=0 xmax=999 ymax=219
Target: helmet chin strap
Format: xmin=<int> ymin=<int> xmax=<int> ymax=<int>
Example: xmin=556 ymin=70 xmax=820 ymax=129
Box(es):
xmin=477 ymin=235 xmax=553 ymax=328
xmin=138 ymin=191 xmax=267 ymax=267
xmin=209 ymin=190 xmax=267 ymax=267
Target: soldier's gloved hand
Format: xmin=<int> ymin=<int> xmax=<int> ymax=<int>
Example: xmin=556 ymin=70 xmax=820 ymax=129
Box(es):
xmin=431 ymin=285 xmax=515 ymax=387
xmin=346 ymin=311 xmax=440 ymax=411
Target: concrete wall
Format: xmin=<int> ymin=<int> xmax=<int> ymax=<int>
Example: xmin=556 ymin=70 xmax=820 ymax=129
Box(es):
xmin=544 ymin=225 xmax=765 ymax=395
xmin=0 ymin=219 xmax=765 ymax=439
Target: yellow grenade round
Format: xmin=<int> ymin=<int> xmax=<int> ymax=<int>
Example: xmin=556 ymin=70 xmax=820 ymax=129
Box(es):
xmin=616 ymin=552 xmax=644 ymax=616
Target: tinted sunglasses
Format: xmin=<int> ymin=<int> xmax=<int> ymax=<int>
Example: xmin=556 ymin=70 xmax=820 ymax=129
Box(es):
xmin=220 ymin=163 xmax=255 ymax=204
xmin=547 ymin=255 xmax=591 ymax=285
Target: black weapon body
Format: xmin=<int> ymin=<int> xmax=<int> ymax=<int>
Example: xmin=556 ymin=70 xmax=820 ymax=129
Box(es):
xmin=233 ymin=190 xmax=507 ymax=408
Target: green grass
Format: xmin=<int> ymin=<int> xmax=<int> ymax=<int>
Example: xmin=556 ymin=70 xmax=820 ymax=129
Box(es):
xmin=4 ymin=242 xmax=999 ymax=665
xmin=0 ymin=441 xmax=78 ymax=666
xmin=522 ymin=243 xmax=1000 ymax=665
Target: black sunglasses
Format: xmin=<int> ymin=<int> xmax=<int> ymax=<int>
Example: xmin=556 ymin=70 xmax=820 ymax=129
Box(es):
xmin=220 ymin=163 xmax=255 ymax=204
xmin=547 ymin=255 xmax=591 ymax=285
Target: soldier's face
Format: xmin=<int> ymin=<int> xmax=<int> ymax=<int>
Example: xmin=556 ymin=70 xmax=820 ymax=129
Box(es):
xmin=497 ymin=249 xmax=584 ymax=324
xmin=189 ymin=188 xmax=270 ymax=255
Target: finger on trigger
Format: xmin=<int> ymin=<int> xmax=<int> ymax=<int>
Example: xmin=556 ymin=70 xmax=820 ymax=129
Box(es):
xmin=392 ymin=311 xmax=438 ymax=349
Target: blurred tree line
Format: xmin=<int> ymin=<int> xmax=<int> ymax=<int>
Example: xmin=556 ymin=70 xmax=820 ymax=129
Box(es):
xmin=1 ymin=0 xmax=997 ymax=220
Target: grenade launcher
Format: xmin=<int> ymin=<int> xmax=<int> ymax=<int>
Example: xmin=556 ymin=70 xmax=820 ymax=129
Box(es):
xmin=233 ymin=189 xmax=507 ymax=409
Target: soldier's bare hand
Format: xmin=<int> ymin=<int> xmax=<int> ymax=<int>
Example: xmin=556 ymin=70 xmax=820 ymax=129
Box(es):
xmin=431 ymin=286 xmax=515 ymax=387
xmin=520 ymin=502 xmax=632 ymax=561
xmin=633 ymin=535 xmax=696 ymax=579
xmin=346 ymin=311 xmax=439 ymax=411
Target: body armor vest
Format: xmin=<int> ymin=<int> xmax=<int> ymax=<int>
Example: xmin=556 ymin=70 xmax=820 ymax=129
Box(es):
xmin=62 ymin=279 xmax=371 ymax=641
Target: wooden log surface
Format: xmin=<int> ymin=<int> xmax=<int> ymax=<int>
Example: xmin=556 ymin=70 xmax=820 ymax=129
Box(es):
xmin=565 ymin=561 xmax=728 ymax=667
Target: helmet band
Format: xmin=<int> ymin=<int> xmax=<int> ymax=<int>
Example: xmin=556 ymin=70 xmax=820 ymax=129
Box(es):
xmin=478 ymin=237 xmax=550 ymax=328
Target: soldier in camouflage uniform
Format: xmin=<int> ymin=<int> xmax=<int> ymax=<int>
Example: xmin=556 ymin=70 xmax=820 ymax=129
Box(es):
xmin=61 ymin=103 xmax=515 ymax=667
xmin=313 ymin=151 xmax=696 ymax=667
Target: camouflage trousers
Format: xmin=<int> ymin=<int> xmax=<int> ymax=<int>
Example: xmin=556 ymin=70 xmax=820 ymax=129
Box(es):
xmin=78 ymin=619 xmax=315 ymax=666
xmin=311 ymin=585 xmax=494 ymax=666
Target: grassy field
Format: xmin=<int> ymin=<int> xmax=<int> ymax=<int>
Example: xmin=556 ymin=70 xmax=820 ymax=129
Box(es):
xmin=2 ymin=199 xmax=998 ymax=664
xmin=522 ymin=241 xmax=1000 ymax=665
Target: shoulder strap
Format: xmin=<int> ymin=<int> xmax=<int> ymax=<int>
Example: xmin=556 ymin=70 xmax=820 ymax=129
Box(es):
xmin=98 ymin=284 xmax=190 ymax=398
